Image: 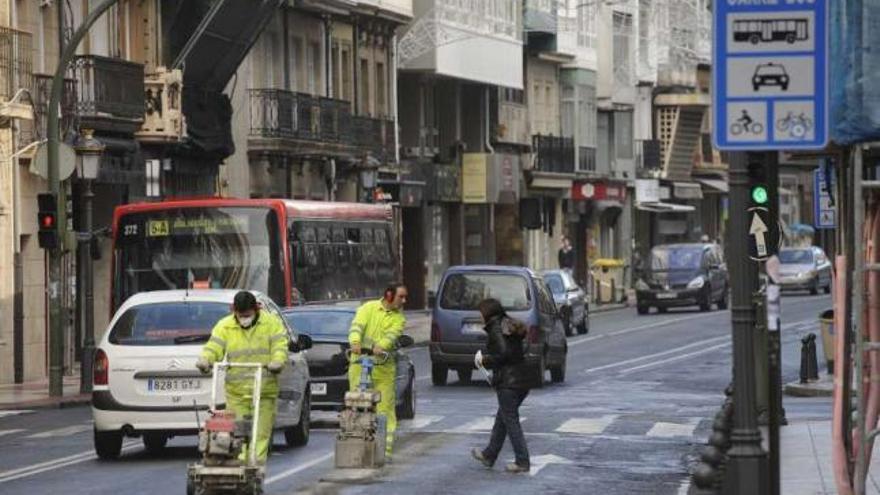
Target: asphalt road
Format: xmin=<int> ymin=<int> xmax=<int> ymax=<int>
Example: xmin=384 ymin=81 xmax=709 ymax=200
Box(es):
xmin=0 ymin=293 xmax=831 ymax=495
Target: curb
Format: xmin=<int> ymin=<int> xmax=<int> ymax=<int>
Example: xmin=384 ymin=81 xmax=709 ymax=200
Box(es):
xmin=784 ymin=380 xmax=832 ymax=398
xmin=0 ymin=394 xmax=91 ymax=411
xmin=590 ymin=303 xmax=630 ymax=314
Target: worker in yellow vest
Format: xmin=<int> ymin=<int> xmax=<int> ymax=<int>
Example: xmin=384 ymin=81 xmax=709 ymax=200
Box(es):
xmin=197 ymin=291 xmax=288 ymax=465
xmin=348 ymin=283 xmax=408 ymax=458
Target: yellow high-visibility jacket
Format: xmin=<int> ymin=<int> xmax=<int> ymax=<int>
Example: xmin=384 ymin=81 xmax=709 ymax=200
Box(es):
xmin=200 ymin=312 xmax=289 ymax=397
xmin=348 ymin=299 xmax=406 ymax=364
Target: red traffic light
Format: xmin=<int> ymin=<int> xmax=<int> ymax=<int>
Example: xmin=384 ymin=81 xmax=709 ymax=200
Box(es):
xmin=40 ymin=214 xmax=55 ymax=229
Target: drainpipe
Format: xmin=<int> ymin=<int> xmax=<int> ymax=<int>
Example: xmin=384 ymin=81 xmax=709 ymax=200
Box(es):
xmin=393 ymin=33 xmax=400 ymax=167
xmin=484 ymin=86 xmax=494 ymax=154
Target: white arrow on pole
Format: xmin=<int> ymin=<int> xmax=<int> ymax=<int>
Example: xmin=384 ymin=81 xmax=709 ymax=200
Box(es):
xmin=750 ymin=212 xmax=769 ymax=257
xmin=528 ymin=454 xmax=573 ymax=476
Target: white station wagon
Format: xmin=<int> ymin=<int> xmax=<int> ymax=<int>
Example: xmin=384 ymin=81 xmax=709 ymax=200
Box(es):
xmin=91 ymin=290 xmax=312 ymax=459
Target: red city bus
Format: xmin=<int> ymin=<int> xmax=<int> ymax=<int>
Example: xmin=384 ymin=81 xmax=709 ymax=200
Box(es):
xmin=111 ymin=198 xmax=397 ymax=312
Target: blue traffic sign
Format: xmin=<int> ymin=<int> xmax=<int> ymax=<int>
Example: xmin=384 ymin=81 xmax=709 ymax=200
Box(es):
xmin=813 ymin=162 xmax=835 ymax=229
xmin=713 ymin=0 xmax=828 ymax=151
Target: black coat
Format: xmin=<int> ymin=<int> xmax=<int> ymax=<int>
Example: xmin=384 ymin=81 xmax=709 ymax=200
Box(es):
xmin=482 ymin=316 xmax=531 ymax=390
xmin=558 ymin=248 xmax=575 ymax=270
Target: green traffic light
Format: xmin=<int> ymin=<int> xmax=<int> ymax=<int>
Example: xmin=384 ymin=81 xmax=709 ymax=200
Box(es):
xmin=751 ymin=185 xmax=769 ymax=205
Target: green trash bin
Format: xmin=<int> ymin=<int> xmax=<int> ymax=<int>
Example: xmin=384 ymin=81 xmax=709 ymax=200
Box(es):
xmin=819 ymin=309 xmax=834 ymax=374
xmin=591 ymin=258 xmax=626 ymax=304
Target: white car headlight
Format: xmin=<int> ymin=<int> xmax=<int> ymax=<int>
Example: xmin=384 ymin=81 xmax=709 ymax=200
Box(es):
xmin=687 ymin=276 xmax=706 ymax=289
xmin=636 ymin=279 xmax=650 ymax=291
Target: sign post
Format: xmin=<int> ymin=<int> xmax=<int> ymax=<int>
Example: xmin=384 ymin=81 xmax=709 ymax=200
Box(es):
xmin=814 ymin=162 xmax=836 ymax=229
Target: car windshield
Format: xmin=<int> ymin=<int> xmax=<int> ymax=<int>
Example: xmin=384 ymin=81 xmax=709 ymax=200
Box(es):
xmin=108 ymin=301 xmax=229 ymax=346
xmin=283 ymin=311 xmax=353 ymax=339
xmin=650 ymin=247 xmax=704 ymax=270
xmin=543 ymin=274 xmax=565 ymax=296
xmin=779 ymin=249 xmax=814 ymax=264
xmin=440 ymin=273 xmax=531 ymax=311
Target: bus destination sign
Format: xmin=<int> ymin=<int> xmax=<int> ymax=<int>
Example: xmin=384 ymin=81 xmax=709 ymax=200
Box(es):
xmin=712 ymin=0 xmax=828 ymax=151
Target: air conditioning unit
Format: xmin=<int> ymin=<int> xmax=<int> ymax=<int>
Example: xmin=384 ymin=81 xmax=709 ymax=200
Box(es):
xmin=135 ymin=67 xmax=186 ymax=144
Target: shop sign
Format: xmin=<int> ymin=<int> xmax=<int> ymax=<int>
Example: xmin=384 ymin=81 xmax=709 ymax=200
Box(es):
xmin=635 ymin=179 xmax=660 ymax=203
xmin=572 ymin=180 xmax=627 ymax=202
xmin=462 ymin=153 xmax=488 ymax=203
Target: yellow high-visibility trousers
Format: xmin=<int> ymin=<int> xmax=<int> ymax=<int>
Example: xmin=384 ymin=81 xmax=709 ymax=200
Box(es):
xmin=349 ymin=362 xmax=397 ymax=456
xmin=226 ymin=392 xmax=277 ymax=464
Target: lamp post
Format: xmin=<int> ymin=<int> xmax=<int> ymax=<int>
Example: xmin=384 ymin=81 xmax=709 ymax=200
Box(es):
xmin=75 ymin=129 xmax=103 ymax=394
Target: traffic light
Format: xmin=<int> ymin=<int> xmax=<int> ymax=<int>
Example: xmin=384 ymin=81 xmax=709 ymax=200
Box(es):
xmin=747 ymin=162 xmax=770 ymax=207
xmin=37 ymin=193 xmax=58 ymax=250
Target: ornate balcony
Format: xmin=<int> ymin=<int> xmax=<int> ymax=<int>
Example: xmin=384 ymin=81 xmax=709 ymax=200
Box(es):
xmin=532 ymin=134 xmax=575 ymax=174
xmin=73 ymin=55 xmax=145 ymax=133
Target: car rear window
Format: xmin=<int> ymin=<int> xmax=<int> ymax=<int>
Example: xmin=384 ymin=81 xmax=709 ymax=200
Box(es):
xmin=283 ymin=311 xmax=353 ymax=339
xmin=779 ymin=249 xmax=814 ymax=264
xmin=543 ymin=274 xmax=565 ymax=295
xmin=109 ymin=302 xmax=230 ymax=346
xmin=439 ymin=273 xmax=531 ymax=311
xmin=650 ymin=247 xmax=704 ymax=270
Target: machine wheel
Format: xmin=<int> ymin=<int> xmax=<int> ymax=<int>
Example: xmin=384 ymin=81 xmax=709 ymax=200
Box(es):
xmin=397 ymin=373 xmax=416 ymax=420
xmin=285 ymin=392 xmax=310 ymax=447
xmin=94 ymin=429 xmax=122 ymax=460
xmin=143 ymin=433 xmax=167 ymax=454
xmin=431 ymin=364 xmax=448 ymax=386
xmin=637 ymin=305 xmax=649 ymax=315
xmin=550 ymin=353 xmax=566 ymax=383
xmin=457 ymin=368 xmax=472 ymax=384
xmin=577 ymin=315 xmax=589 ymax=335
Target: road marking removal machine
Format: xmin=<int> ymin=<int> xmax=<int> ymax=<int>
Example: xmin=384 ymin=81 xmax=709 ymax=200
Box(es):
xmin=187 ymin=362 xmax=265 ymax=495
xmin=335 ymin=349 xmax=388 ymax=469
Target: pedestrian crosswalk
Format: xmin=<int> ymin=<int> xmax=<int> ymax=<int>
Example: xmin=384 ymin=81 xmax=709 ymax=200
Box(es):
xmin=0 ymin=421 xmax=93 ymax=441
xmin=0 ymin=410 xmax=33 ymax=419
xmin=399 ymin=413 xmax=705 ymax=441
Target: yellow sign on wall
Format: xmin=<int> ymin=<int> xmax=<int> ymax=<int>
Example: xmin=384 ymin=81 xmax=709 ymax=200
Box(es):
xmin=462 ymin=153 xmax=488 ymax=203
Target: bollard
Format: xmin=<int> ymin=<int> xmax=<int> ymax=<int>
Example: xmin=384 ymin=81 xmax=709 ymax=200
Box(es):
xmin=692 ymin=462 xmax=719 ymax=489
xmin=701 ymin=444 xmax=725 ymax=467
xmin=807 ymin=333 xmax=820 ymax=380
xmin=800 ymin=335 xmax=811 ymax=384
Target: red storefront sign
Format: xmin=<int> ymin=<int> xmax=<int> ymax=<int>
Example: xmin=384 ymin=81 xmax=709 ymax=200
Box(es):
xmin=572 ymin=181 xmax=627 ymax=201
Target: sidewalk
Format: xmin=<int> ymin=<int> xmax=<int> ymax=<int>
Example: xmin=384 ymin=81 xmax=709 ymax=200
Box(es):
xmin=0 ymin=376 xmax=90 ymax=411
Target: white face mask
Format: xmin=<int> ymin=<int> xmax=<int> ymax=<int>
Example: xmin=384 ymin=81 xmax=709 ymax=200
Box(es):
xmin=237 ymin=315 xmax=256 ymax=328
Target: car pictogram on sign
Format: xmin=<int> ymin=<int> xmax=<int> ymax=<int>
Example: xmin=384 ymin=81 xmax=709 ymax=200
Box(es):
xmin=752 ymin=63 xmax=790 ymax=91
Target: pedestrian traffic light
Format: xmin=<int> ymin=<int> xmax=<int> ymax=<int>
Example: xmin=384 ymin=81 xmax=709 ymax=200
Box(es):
xmin=37 ymin=193 xmax=58 ymax=250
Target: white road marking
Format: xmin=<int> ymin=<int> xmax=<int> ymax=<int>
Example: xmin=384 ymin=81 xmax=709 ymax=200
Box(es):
xmin=528 ymin=453 xmax=573 ymax=476
xmin=555 ymin=415 xmax=618 ymax=435
xmin=677 ymin=478 xmax=692 ymax=495
xmin=0 ymin=442 xmax=139 ymax=484
xmin=569 ymin=313 xmax=717 ymax=347
xmin=26 ymin=424 xmax=92 ymax=439
xmin=0 ymin=429 xmax=25 ymax=437
xmin=265 ymin=452 xmax=334 ymax=485
xmin=583 ymin=336 xmax=729 ymax=374
xmin=646 ymin=419 xmax=700 ymax=438
xmin=402 ymin=415 xmax=443 ymax=430
xmin=453 ymin=416 xmax=526 ymax=432
xmin=0 ymin=410 xmax=33 ymax=419
xmin=617 ymin=343 xmax=731 ymax=375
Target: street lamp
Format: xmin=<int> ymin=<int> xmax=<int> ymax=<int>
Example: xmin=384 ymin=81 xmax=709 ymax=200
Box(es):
xmin=75 ymin=128 xmax=104 ymax=394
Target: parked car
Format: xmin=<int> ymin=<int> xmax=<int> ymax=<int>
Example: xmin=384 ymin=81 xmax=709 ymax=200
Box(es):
xmin=430 ymin=265 xmax=568 ymax=387
xmin=776 ymin=246 xmax=832 ymax=295
xmin=541 ymin=269 xmax=589 ymax=336
xmin=281 ymin=306 xmax=417 ymax=419
xmin=635 ymin=243 xmax=729 ymax=315
xmin=91 ymin=290 xmax=313 ymax=460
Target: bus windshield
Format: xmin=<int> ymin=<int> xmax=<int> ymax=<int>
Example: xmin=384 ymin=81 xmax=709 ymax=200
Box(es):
xmin=114 ymin=206 xmax=285 ymax=308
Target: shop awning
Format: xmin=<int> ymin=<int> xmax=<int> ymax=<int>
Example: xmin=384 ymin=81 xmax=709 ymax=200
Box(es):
xmin=672 ymin=181 xmax=703 ymax=200
xmin=635 ymin=201 xmax=696 ymax=213
xmin=697 ymin=178 xmax=729 ymax=193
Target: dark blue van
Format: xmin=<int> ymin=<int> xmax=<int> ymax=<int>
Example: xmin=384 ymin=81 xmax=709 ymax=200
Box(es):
xmin=429 ymin=265 xmax=568 ymax=387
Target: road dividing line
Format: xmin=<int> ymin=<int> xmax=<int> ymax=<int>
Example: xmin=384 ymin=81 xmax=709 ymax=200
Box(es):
xmin=617 ymin=343 xmax=731 ymax=375
xmin=555 ymin=415 xmax=618 ymax=435
xmin=0 ymin=442 xmax=138 ymax=484
xmin=646 ymin=419 xmax=701 ymax=438
xmin=0 ymin=429 xmax=24 ymax=437
xmin=569 ymin=313 xmax=716 ymax=347
xmin=265 ymin=452 xmax=334 ymax=485
xmin=583 ymin=335 xmax=729 ymax=374
xmin=402 ymin=415 xmax=443 ymax=430
xmin=26 ymin=424 xmax=92 ymax=439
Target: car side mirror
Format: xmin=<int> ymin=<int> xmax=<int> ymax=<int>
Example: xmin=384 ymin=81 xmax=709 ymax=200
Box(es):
xmin=289 ymin=334 xmax=313 ymax=352
xmin=397 ymin=335 xmax=415 ymax=348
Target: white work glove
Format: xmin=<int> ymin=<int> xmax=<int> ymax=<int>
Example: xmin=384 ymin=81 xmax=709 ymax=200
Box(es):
xmin=196 ymin=358 xmax=212 ymax=375
xmin=474 ymin=350 xmax=484 ymax=368
xmin=267 ymin=361 xmax=284 ymax=375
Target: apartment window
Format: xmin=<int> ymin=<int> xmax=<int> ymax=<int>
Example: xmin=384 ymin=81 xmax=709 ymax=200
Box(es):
xmin=501 ymin=88 xmax=524 ymax=104
xmin=577 ymin=2 xmax=596 ymax=48
xmin=597 ymin=112 xmax=610 ymax=171
xmin=376 ymin=61 xmax=386 ymax=117
xmin=291 ymin=37 xmax=304 ymax=92
xmin=308 ymin=41 xmax=321 ymax=95
xmin=639 ymin=0 xmax=652 ymax=73
xmin=612 ymin=12 xmax=634 ymax=86
xmin=561 ymin=85 xmax=575 ymax=138
xmin=341 ymin=43 xmax=352 ymax=102
xmin=359 ymin=58 xmax=370 ymax=115
xmin=614 ymin=111 xmax=634 ymax=160
xmin=579 ymin=85 xmax=597 ymax=148
xmin=332 ymin=41 xmax=341 ymax=99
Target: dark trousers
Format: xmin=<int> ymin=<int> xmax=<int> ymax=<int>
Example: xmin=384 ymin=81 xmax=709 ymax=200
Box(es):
xmin=483 ymin=387 xmax=530 ymax=467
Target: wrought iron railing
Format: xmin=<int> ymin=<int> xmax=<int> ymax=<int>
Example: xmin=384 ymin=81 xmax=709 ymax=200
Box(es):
xmin=533 ymin=134 xmax=575 ymax=174
xmin=249 ymin=89 xmax=356 ymax=143
xmin=73 ymin=55 xmax=145 ymax=121
xmin=352 ymin=115 xmax=395 ymax=162
xmin=19 ymin=74 xmax=77 ymax=149
xmin=0 ymin=27 xmax=31 ymax=101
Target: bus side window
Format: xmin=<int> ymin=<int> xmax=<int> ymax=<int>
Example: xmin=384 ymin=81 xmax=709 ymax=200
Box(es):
xmin=332 ymin=227 xmax=345 ymax=243
xmin=317 ymin=226 xmax=330 ymax=244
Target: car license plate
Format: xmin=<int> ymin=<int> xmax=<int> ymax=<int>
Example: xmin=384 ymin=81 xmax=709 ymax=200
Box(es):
xmin=461 ymin=323 xmax=484 ymax=335
xmin=656 ymin=292 xmax=677 ymax=299
xmin=147 ymin=378 xmax=203 ymax=393
xmin=310 ymin=383 xmax=327 ymax=396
